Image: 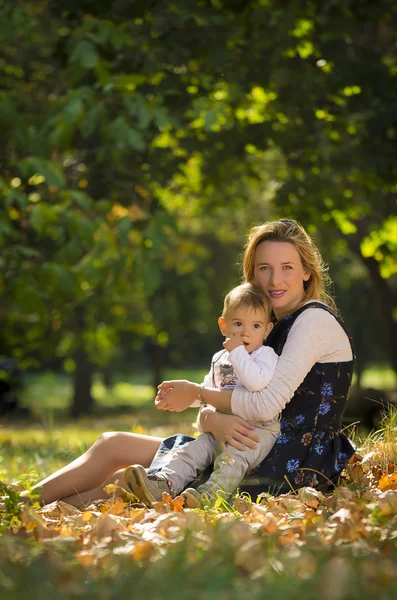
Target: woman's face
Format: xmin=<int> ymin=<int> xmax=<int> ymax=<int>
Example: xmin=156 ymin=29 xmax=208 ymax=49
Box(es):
xmin=254 ymin=241 xmax=311 ymax=318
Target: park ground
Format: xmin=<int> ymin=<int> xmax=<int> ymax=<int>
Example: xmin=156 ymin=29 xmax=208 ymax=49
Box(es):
xmin=0 ymin=366 xmax=397 ymax=599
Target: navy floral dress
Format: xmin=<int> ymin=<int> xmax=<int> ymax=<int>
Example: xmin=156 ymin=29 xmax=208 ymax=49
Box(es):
xmin=149 ymin=302 xmax=356 ymax=498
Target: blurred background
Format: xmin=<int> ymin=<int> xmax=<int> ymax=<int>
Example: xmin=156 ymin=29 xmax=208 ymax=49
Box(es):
xmin=0 ymin=0 xmax=396 ymax=436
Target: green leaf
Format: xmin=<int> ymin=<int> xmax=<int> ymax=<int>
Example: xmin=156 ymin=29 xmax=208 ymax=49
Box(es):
xmin=41 ymin=262 xmax=76 ymax=293
xmin=14 ymin=245 xmax=42 ymax=259
xmin=30 ymin=204 xmax=57 ymax=235
xmin=64 ymin=190 xmax=93 ymax=211
xmin=79 ymin=102 xmax=106 ymax=138
xmin=18 ymin=157 xmax=65 ymax=189
xmin=5 ymin=190 xmax=27 ymax=210
xmin=126 ymin=128 xmax=146 ymax=151
xmin=117 ymin=216 xmax=131 ymax=243
xmin=69 ymin=39 xmax=99 ymax=69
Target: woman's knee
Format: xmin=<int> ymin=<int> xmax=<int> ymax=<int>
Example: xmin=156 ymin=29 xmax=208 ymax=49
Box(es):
xmin=93 ymin=432 xmax=126 ymax=459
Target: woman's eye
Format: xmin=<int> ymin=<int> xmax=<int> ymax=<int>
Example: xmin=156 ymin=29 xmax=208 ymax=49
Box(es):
xmin=283 ymin=265 xmax=293 ymax=270
xmin=260 ymin=266 xmax=270 ymax=271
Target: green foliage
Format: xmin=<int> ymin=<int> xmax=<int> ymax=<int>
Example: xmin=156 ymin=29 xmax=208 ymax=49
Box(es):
xmin=1 ymin=0 xmax=396 ymax=413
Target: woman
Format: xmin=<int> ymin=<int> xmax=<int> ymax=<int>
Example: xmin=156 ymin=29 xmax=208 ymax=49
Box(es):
xmin=33 ymin=219 xmax=355 ymax=506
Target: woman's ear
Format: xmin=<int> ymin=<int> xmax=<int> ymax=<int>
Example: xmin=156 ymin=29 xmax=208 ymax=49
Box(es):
xmin=218 ymin=317 xmax=227 ymax=336
xmin=264 ymin=321 xmax=274 ymax=341
xmin=303 ymin=270 xmax=311 ymax=282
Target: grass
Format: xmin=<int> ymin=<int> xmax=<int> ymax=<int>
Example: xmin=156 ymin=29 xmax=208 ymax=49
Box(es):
xmin=1 ymin=410 xmax=397 ymax=599
xmin=0 ymin=368 xmax=397 ymax=599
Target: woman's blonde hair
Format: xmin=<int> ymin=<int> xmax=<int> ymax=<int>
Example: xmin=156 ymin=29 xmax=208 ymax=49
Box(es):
xmin=243 ymin=219 xmax=337 ymax=313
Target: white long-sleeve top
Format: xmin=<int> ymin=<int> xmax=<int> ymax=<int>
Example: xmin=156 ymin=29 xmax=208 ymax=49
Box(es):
xmin=230 ymin=304 xmax=353 ymax=423
xmin=191 ymin=344 xmax=278 ymax=415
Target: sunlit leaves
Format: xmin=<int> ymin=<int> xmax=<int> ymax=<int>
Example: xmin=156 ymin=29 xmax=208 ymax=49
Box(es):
xmin=361 ymin=217 xmax=397 ymax=278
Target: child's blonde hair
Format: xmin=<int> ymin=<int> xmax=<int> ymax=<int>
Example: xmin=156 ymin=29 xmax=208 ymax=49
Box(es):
xmin=222 ymin=283 xmax=271 ymax=320
xmin=243 ymin=218 xmax=336 ymax=312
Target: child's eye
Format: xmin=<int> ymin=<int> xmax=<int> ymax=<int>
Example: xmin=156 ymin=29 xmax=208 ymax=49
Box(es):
xmin=234 ymin=322 xmax=242 ymax=327
xmin=253 ymin=324 xmax=261 ymax=329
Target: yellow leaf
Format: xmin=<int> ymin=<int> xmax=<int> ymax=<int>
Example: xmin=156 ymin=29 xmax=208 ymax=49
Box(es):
xmin=82 ymin=511 xmax=94 ymax=523
xmin=379 ymin=473 xmax=397 ymax=492
xmin=130 ymin=541 xmax=155 ymax=562
xmin=107 ymin=501 xmax=128 ymax=516
xmin=171 ymin=495 xmax=185 ymax=512
xmin=128 ymin=508 xmax=146 ymax=524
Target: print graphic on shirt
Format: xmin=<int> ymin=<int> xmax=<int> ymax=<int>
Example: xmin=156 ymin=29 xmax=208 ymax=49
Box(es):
xmin=219 ymin=361 xmax=237 ymax=389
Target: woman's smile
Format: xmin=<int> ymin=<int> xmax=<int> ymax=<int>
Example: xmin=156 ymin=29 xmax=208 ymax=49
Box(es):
xmin=254 ymin=241 xmax=311 ymax=318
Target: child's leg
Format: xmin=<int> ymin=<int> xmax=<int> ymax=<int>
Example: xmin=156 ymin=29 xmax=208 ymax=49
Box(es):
xmin=160 ymin=432 xmax=218 ymax=495
xmin=199 ymin=421 xmax=279 ymax=497
xmin=33 ymin=432 xmax=163 ymax=505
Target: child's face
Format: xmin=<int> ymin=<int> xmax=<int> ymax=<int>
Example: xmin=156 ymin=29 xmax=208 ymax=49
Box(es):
xmin=218 ymin=306 xmax=273 ymax=354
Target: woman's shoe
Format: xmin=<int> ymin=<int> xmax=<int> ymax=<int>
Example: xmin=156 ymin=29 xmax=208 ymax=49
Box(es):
xmin=124 ymin=465 xmax=172 ymax=505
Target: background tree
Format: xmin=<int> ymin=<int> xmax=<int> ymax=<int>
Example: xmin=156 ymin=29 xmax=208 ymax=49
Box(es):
xmin=1 ymin=0 xmax=395 ymax=417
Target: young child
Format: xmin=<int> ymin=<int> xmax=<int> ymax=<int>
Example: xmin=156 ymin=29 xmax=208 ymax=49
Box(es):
xmin=124 ymin=282 xmax=280 ymax=507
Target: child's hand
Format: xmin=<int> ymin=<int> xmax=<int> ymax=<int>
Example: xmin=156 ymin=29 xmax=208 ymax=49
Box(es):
xmin=223 ymin=334 xmax=244 ymax=353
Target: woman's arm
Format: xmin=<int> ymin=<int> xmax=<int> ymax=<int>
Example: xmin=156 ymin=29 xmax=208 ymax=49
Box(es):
xmin=155 ymin=381 xmax=232 ymax=413
xmin=231 ymin=308 xmax=352 ymax=422
xmin=156 ymin=308 xmax=351 ymax=421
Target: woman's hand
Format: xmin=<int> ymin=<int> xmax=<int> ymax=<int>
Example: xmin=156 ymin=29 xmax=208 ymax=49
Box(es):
xmin=201 ymin=410 xmax=260 ymax=453
xmin=155 ymin=380 xmax=199 ymax=412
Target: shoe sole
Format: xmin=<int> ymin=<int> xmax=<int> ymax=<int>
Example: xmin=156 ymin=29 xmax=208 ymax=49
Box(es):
xmin=124 ymin=466 xmax=158 ymax=506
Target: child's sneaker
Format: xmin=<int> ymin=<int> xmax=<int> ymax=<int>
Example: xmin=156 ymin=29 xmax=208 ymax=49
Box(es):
xmin=181 ymin=487 xmax=203 ymax=509
xmin=124 ymin=465 xmax=172 ymax=506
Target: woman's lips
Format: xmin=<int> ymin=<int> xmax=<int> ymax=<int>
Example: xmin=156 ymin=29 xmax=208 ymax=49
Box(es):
xmin=269 ymin=290 xmax=286 ymax=298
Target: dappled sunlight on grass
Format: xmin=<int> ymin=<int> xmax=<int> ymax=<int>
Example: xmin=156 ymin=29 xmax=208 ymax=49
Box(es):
xmin=352 ymin=364 xmax=396 ymax=390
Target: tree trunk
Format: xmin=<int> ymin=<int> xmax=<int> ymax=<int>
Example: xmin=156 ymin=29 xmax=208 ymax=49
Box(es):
xmin=70 ymin=305 xmax=95 ymax=418
xmin=345 ymin=234 xmax=397 ymax=376
xmin=151 ymin=342 xmax=164 ymax=390
xmin=70 ymin=346 xmax=95 ymax=418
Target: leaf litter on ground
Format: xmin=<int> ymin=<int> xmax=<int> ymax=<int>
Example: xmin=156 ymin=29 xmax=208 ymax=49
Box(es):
xmin=1 ymin=412 xmax=397 ymax=598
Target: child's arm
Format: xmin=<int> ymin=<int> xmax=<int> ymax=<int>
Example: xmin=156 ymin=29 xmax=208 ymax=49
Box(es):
xmin=228 ymin=346 xmax=278 ymax=392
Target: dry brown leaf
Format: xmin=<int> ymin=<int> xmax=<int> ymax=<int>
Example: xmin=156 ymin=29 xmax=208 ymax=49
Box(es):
xmin=233 ymin=496 xmax=253 ymax=515
xmin=297 ymin=486 xmax=325 ymax=509
xmin=379 ymin=472 xmax=397 ymax=492
xmin=103 ymin=484 xmax=138 ymax=503
xmin=139 ymin=512 xmax=187 ymax=544
xmin=152 ymin=500 xmax=172 ymax=514
xmin=377 ymin=490 xmax=397 ymax=516
xmin=77 ymin=551 xmax=96 ymax=567
xmin=130 ymin=540 xmax=156 ymax=562
xmin=234 ymin=539 xmax=266 ymax=574
xmin=82 ymin=511 xmax=95 ymax=523
xmin=347 ymin=462 xmax=369 ymax=487
xmin=171 ymin=495 xmax=185 ymax=512
xmin=128 ymin=508 xmax=147 ymax=525
xmin=216 ymin=519 xmax=254 ymax=548
xmin=20 ymin=507 xmax=57 ymax=538
xmin=106 ymin=501 xmax=128 ymax=516
xmin=162 ymin=492 xmax=173 ymax=504
xmin=361 ymin=451 xmax=382 ymax=469
xmin=89 ymin=514 xmax=128 ymax=538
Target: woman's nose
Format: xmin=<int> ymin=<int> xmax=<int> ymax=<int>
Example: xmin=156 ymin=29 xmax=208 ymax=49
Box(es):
xmin=269 ymin=269 xmax=281 ymax=286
